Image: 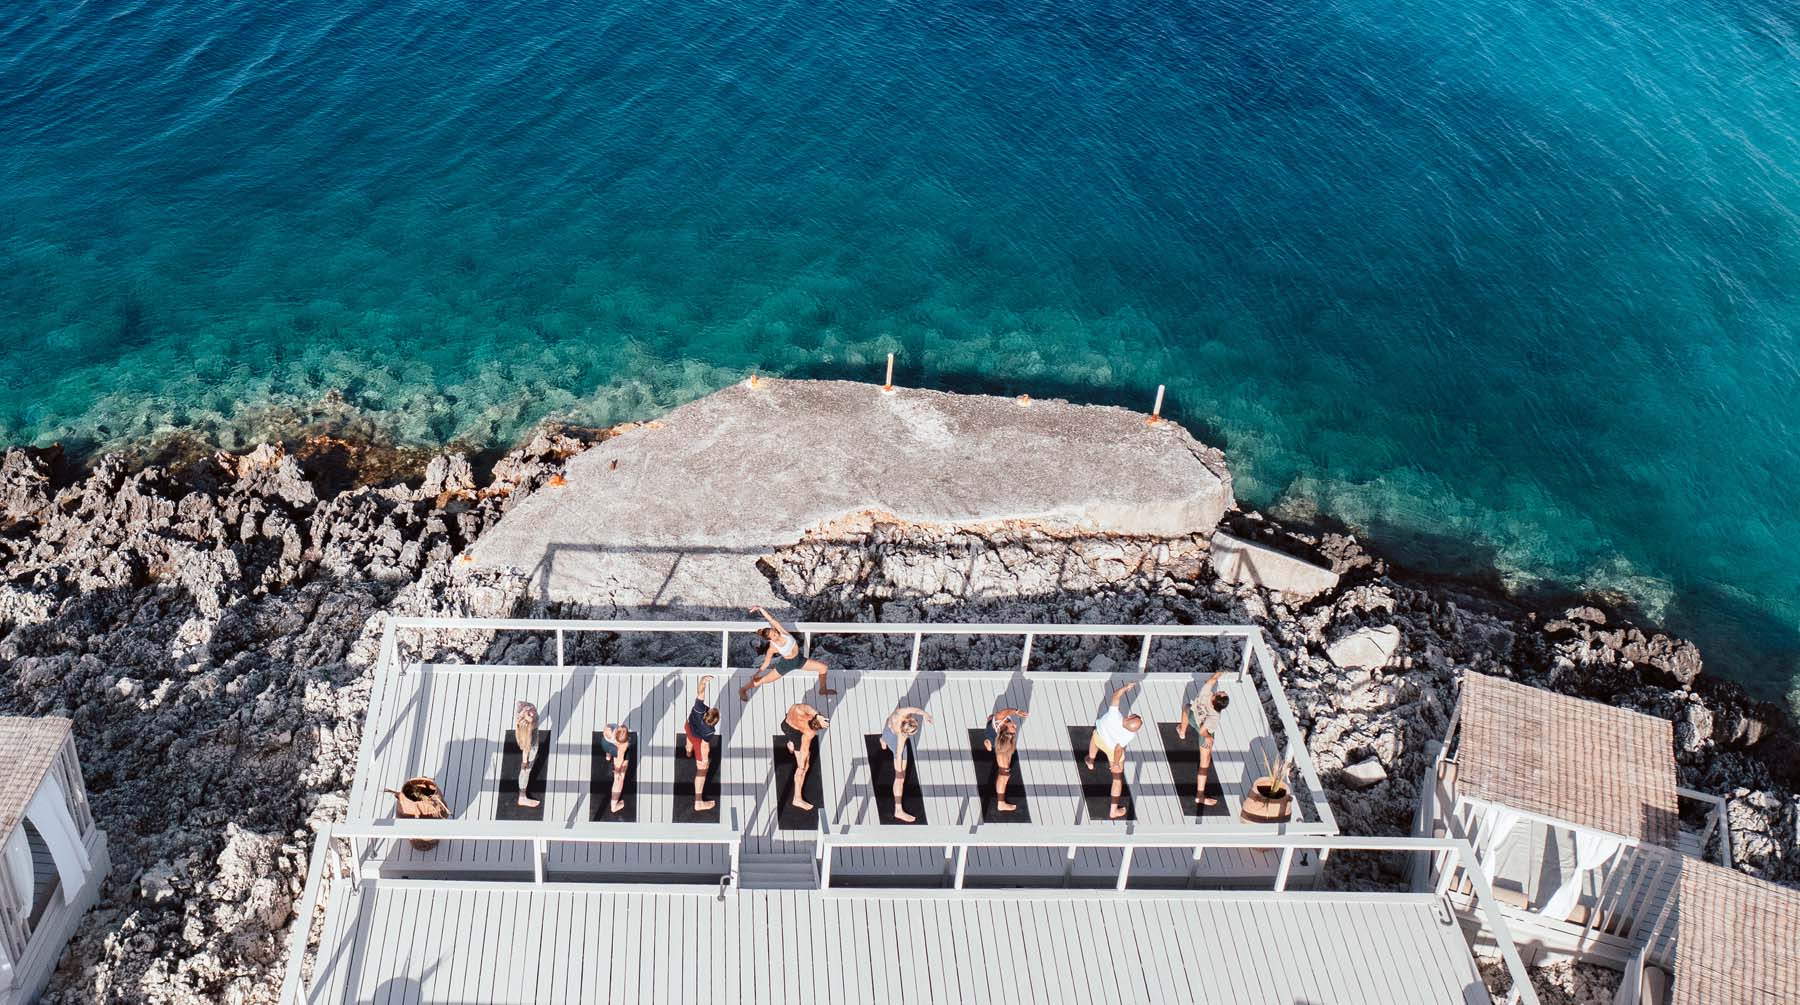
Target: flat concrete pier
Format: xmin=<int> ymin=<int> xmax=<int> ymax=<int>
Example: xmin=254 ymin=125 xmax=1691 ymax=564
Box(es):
xmin=470 ymin=379 xmax=1233 ymax=611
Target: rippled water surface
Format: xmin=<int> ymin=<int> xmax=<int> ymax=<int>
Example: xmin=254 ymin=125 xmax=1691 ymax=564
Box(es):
xmin=2 ymin=0 xmax=1798 ymax=700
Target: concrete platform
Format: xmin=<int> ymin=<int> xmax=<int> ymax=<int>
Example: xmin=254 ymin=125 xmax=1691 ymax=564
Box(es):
xmin=468 ymin=379 xmax=1233 ymax=611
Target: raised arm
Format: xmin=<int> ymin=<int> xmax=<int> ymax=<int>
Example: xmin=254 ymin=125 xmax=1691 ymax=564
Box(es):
xmin=993 ymin=707 xmax=1029 ymax=723
xmin=892 ymin=706 xmax=933 ymax=724
xmin=749 ymin=604 xmax=786 ymax=634
xmin=1109 ymin=682 xmax=1138 ymax=707
xmin=697 ymin=674 xmax=713 ymax=702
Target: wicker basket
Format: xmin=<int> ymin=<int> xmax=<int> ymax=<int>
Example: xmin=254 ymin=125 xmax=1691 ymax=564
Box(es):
xmin=385 ymin=776 xmax=451 ymax=850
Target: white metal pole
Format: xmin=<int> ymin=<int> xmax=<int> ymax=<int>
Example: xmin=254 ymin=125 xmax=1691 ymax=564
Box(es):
xmin=1138 ymin=635 xmax=1152 ymax=671
xmin=1146 ymin=384 xmax=1165 ymax=424
xmin=882 ymin=353 xmax=895 ymax=393
xmin=1020 ymin=632 xmax=1034 ymax=672
xmin=556 ymin=629 xmax=564 ymax=668
xmin=1116 ymin=846 xmax=1134 ymax=891
xmin=719 ymin=631 xmax=729 ymax=670
xmin=1274 ymin=846 xmax=1294 ymax=891
xmin=910 ymin=632 xmax=922 ymax=673
xmin=955 ymin=846 xmax=968 ymax=890
xmin=534 ymin=839 xmax=546 ymax=884
xmin=803 ymin=631 xmax=812 ymax=658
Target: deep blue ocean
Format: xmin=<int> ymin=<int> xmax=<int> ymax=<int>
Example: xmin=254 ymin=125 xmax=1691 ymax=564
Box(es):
xmin=2 ymin=0 xmax=1797 ymax=703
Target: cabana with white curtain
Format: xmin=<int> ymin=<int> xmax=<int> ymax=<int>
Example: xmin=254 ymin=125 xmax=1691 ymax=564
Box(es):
xmin=1415 ymin=672 xmax=1728 ymax=967
xmin=0 ymin=717 xmax=109 ymax=1005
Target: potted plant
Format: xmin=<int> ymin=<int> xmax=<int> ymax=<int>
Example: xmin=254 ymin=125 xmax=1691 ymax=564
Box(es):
xmin=1239 ymin=747 xmax=1295 ymax=824
xmin=384 ymin=776 xmax=451 ymax=850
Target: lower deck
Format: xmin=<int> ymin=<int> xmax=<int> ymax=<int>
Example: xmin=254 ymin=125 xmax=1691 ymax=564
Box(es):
xmin=302 ymin=881 xmax=1490 ymax=1005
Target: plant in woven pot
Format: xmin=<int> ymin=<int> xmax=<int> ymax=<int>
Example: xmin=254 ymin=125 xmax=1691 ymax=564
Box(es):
xmin=384 ymin=776 xmax=452 ymax=850
xmin=1240 ymin=747 xmax=1295 ymax=824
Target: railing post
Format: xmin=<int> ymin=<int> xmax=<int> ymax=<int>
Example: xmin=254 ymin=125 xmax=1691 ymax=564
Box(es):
xmin=1138 ymin=635 xmax=1152 ymax=671
xmin=533 ymin=839 xmax=546 ymax=884
xmin=954 ymin=846 xmax=968 ymax=890
xmin=1274 ymin=846 xmax=1295 ymax=891
xmin=1020 ymin=632 xmax=1034 ymax=672
xmin=910 ymin=632 xmax=922 ymax=673
xmin=1116 ymin=846 xmax=1134 ymax=892
xmin=803 ymin=631 xmax=812 ymax=658
xmin=1238 ymin=635 xmax=1255 ymax=682
xmin=719 ymin=631 xmax=730 ymax=670
xmin=555 ymin=629 xmax=565 ymax=668
xmin=728 ymin=840 xmax=741 ymax=891
xmin=820 ymin=846 xmax=833 ymax=889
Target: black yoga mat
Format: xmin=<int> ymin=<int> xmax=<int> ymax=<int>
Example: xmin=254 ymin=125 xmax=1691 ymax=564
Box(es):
xmin=773 ymin=732 xmax=825 ymax=831
xmin=589 ymin=730 xmax=640 ymax=822
xmin=862 ymin=734 xmax=927 ymax=825
xmin=672 ymin=730 xmax=723 ymax=824
xmin=497 ymin=728 xmax=549 ymax=821
xmin=1067 ymin=725 xmax=1136 ymax=822
xmin=966 ymin=728 xmax=1031 ymax=823
xmin=1156 ymin=721 xmax=1229 ymax=820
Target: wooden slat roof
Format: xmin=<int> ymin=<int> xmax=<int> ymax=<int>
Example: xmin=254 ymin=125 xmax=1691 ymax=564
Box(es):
xmin=1672 ymin=859 xmax=1800 ymax=1005
xmin=0 ymin=717 xmax=71 ymax=845
xmin=1456 ymin=672 xmax=1678 ymax=846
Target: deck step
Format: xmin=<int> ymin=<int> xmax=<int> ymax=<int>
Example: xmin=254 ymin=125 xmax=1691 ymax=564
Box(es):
xmin=736 ymin=854 xmax=818 ymax=890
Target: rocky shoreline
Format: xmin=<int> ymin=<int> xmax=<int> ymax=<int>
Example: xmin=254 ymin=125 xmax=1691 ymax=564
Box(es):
xmin=0 ymin=410 xmax=1795 ymax=1004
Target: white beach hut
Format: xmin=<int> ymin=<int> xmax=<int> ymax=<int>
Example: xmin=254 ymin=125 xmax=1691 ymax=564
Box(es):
xmin=0 ymin=717 xmax=109 ymax=1005
xmin=1614 ymin=856 xmax=1799 ymax=1005
xmin=1416 ymin=672 xmax=1730 ymax=966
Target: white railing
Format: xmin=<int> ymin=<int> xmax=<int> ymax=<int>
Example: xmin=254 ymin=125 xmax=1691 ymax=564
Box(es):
xmin=1675 ymin=785 xmax=1732 ymax=868
xmin=818 ymin=819 xmax=1338 ymax=892
xmin=372 ymin=616 xmax=1337 ymax=835
xmin=279 ymin=815 xmax=741 ymax=1005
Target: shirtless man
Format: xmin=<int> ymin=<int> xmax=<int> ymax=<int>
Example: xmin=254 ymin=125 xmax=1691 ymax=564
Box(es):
xmin=879 ymin=706 xmax=933 ymax=823
xmin=780 ymin=703 xmax=830 ymax=812
xmin=1176 ymin=671 xmax=1231 ymax=808
xmin=1085 ymin=682 xmax=1143 ymax=820
xmin=596 ymin=723 xmax=631 ymax=814
xmin=683 ymin=675 xmax=721 ymax=813
xmin=739 ymin=605 xmax=836 ymax=701
xmin=514 ymin=701 xmax=542 ymax=809
xmin=983 ymin=707 xmax=1029 ymax=812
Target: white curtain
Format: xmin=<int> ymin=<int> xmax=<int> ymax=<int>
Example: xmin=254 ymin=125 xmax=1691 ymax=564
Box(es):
xmin=24 ymin=773 xmax=89 ymax=905
xmin=1475 ymin=803 xmax=1522 ymax=869
xmin=1538 ymin=828 xmax=1623 ymax=919
xmin=1 ymin=828 xmax=30 ymax=909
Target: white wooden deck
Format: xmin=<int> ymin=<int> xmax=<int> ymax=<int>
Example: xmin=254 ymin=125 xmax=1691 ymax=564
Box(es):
xmin=303 ymin=881 xmax=1490 ymax=1005
xmin=351 ymin=664 xmax=1322 ymax=886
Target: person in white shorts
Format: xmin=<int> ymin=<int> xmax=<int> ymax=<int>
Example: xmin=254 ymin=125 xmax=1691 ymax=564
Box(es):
xmin=1085 ymin=682 xmax=1143 ymax=819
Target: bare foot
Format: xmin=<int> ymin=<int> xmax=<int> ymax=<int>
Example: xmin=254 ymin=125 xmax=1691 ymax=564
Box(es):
xmin=895 ymin=807 xmax=916 ymax=823
xmin=1109 ymin=804 xmax=1129 ymax=820
xmin=1084 ymin=758 xmax=1096 ymax=771
xmin=695 ymin=799 xmax=716 ymax=812
xmin=983 ymin=740 xmax=993 ymax=752
xmin=997 ymin=801 xmax=1017 ymax=812
xmin=610 ymin=799 xmax=626 ymax=813
xmin=1199 ymin=796 xmax=1219 ymax=807
xmin=792 ymin=797 xmax=814 ymax=811
xmin=517 ymin=795 xmax=540 ymax=808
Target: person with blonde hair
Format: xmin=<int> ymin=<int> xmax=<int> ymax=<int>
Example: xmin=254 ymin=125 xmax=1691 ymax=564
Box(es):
xmin=781 ymin=702 xmax=829 ymax=812
xmin=880 ymin=706 xmax=933 ymax=823
xmin=596 ymin=722 xmax=631 ymax=815
xmin=1086 ymin=682 xmax=1143 ymax=820
xmin=739 ymin=605 xmax=835 ymax=701
xmin=514 ymin=700 xmax=542 ymax=809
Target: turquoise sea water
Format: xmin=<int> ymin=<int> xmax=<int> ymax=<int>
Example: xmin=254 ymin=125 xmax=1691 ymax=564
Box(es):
xmin=2 ymin=0 xmax=1797 ymax=702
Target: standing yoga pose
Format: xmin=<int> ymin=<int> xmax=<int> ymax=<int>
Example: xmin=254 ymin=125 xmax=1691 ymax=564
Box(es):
xmin=880 ymin=707 xmax=932 ymax=823
xmin=1086 ymin=682 xmax=1143 ymax=819
xmin=739 ymin=605 xmax=836 ymax=701
xmin=684 ymin=675 xmax=721 ymax=813
xmin=781 ymin=703 xmax=830 ymax=812
xmin=596 ymin=723 xmax=632 ymax=814
xmin=514 ymin=701 xmax=541 ymax=809
xmin=983 ymin=707 xmax=1029 ymax=812
xmin=1176 ymin=671 xmax=1230 ymax=808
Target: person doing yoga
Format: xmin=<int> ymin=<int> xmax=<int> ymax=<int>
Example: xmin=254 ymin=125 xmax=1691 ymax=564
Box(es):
xmin=739 ymin=605 xmax=836 ymax=701
xmin=880 ymin=707 xmax=933 ymax=823
xmin=684 ymin=675 xmax=721 ymax=813
xmin=983 ymin=707 xmax=1029 ymax=812
xmin=1086 ymin=682 xmax=1143 ymax=819
xmin=514 ymin=701 xmax=542 ymax=809
xmin=1176 ymin=671 xmax=1230 ymax=808
xmin=596 ymin=723 xmax=631 ymax=814
xmin=780 ymin=703 xmax=830 ymax=812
